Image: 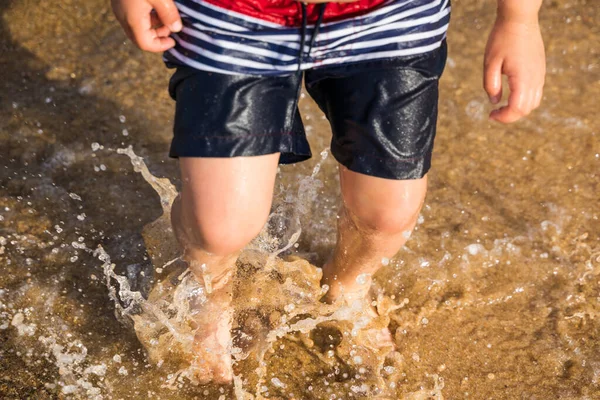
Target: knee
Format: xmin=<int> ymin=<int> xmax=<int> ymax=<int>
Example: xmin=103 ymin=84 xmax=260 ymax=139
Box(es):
xmin=344 ymin=183 xmax=426 ymax=237
xmin=195 ymin=220 xmax=264 ymax=256
xmin=172 ymin=195 xmax=268 ymax=256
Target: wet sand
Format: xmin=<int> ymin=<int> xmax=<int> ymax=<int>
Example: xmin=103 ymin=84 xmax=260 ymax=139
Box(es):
xmin=1 ymin=0 xmax=599 ymax=398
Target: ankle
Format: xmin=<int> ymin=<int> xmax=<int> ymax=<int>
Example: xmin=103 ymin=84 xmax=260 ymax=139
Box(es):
xmin=188 ymin=259 xmax=235 ymax=295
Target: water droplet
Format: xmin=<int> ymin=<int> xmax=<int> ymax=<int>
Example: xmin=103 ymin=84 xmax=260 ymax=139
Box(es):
xmin=355 ymin=274 xmax=370 ymax=285
xmin=271 ymin=377 xmax=286 ymax=388
xmin=465 ymin=244 xmax=486 ymax=256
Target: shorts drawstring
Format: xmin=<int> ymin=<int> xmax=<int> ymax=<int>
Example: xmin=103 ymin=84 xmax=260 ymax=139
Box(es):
xmin=288 ymin=2 xmax=327 ymax=135
xmin=297 ymin=3 xmax=328 ymax=73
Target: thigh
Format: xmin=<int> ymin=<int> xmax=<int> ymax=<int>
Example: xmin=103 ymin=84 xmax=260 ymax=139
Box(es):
xmin=179 ymin=154 xmax=280 ymax=230
xmin=306 ymin=43 xmax=447 ymax=181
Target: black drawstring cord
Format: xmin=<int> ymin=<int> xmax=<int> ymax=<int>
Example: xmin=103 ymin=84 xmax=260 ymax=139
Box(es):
xmin=297 ymin=3 xmax=308 ymax=74
xmin=309 ymin=4 xmax=327 ymax=57
xmin=289 ymin=3 xmax=327 ymax=135
xmin=297 ymin=2 xmax=327 ymax=73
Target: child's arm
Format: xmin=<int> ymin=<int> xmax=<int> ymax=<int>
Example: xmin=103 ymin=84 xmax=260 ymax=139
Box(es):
xmin=484 ymin=0 xmax=546 ymax=123
xmin=111 ymin=0 xmax=182 ymax=52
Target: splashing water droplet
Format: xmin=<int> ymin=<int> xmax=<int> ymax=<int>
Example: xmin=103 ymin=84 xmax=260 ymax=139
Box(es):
xmin=355 ymin=274 xmax=370 ymax=285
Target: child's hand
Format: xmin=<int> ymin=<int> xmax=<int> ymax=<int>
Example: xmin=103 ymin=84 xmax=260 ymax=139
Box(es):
xmin=111 ymin=0 xmax=182 ymax=52
xmin=483 ymin=18 xmax=546 ymax=123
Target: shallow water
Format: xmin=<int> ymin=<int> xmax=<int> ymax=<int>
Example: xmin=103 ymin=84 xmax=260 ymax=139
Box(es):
xmin=1 ymin=0 xmax=600 ymax=399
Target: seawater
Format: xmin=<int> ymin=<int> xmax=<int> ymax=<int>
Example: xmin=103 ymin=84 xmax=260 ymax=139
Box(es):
xmin=2 ymin=0 xmax=600 ymax=398
xmin=108 ymin=146 xmax=418 ymax=399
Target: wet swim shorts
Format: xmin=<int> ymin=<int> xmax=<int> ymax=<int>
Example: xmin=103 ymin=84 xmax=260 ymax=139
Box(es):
xmin=166 ymin=0 xmax=450 ymax=180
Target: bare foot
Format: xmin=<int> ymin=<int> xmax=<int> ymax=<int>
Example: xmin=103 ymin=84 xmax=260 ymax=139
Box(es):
xmin=188 ymin=268 xmax=235 ymax=384
xmin=320 ymin=261 xmax=372 ymax=305
xmin=320 ymin=262 xmax=394 ymax=350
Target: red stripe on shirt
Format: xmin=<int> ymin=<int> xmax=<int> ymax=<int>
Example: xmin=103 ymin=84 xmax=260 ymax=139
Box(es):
xmin=202 ymin=0 xmax=388 ymax=26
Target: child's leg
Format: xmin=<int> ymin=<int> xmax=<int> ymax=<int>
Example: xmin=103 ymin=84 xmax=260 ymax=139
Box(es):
xmin=164 ymin=60 xmax=310 ymax=383
xmin=321 ymin=168 xmax=427 ymax=304
xmin=305 ymin=44 xmax=447 ymax=305
xmin=171 ymin=154 xmax=279 ymax=383
xmin=172 ymin=154 xmax=279 ymax=280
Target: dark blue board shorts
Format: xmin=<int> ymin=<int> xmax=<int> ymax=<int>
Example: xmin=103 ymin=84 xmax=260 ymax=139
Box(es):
xmin=168 ymin=40 xmax=447 ymax=180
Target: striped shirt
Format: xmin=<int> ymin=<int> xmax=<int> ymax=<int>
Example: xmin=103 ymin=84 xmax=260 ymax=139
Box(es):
xmin=164 ymin=0 xmax=451 ymax=76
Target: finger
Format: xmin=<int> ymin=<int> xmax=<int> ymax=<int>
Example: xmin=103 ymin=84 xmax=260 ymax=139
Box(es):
xmin=489 ymin=78 xmax=527 ymax=123
xmin=139 ymin=33 xmax=176 ymax=52
xmin=149 ymin=0 xmax=182 ymax=32
xmin=505 ymin=76 xmax=530 ymax=120
xmin=489 ymin=106 xmax=516 ymax=123
xmin=483 ymin=57 xmax=503 ymax=104
xmin=533 ymin=86 xmax=543 ymax=109
xmin=525 ymin=89 xmax=537 ymax=115
xmin=128 ymin=7 xmax=176 ymax=52
xmin=155 ymin=25 xmax=172 ymax=38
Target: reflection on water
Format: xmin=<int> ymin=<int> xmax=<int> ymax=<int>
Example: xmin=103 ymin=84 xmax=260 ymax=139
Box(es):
xmin=1 ymin=0 xmax=599 ymax=399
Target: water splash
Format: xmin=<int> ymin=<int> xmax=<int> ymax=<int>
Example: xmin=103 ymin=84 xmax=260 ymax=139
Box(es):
xmin=98 ymin=146 xmax=404 ymax=399
xmin=116 ymin=146 xmax=176 ymax=212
